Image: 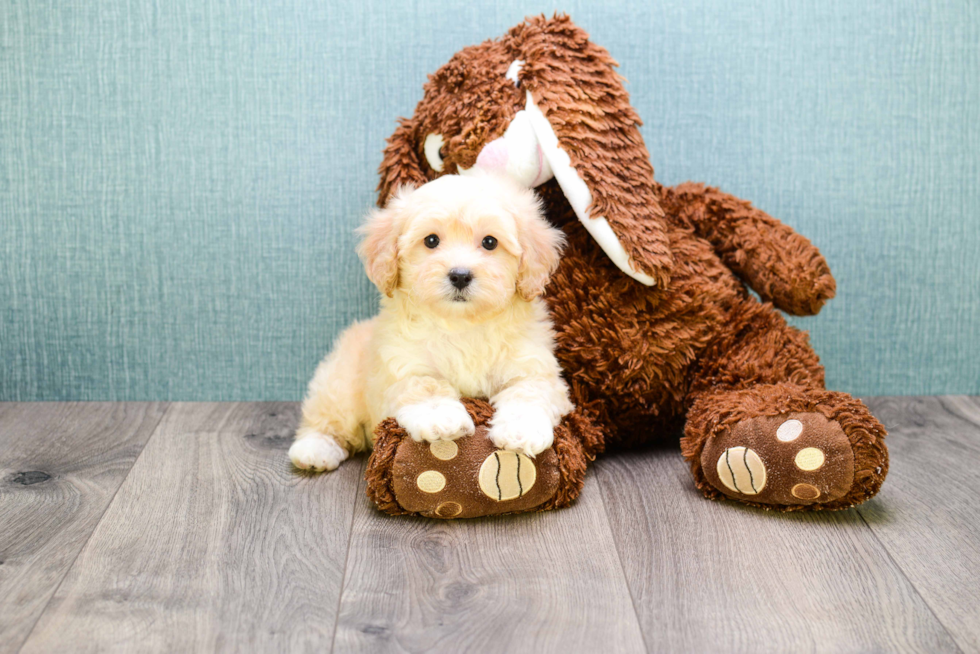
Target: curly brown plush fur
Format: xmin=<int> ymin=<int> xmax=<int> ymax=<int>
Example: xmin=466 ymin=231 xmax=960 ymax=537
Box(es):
xmin=366 ymin=14 xmax=888 ymax=515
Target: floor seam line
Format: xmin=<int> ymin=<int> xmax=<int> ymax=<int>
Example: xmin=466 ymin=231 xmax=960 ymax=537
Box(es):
xmin=328 ymin=456 xmax=366 ymax=654
xmin=595 ymin=462 xmax=651 ymax=654
xmin=855 ymin=506 xmax=965 ymax=654
xmin=15 ymin=401 xmax=173 ymax=654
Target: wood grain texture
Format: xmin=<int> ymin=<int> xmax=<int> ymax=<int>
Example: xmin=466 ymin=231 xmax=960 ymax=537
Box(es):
xmin=333 ymin=474 xmax=646 ymax=653
xmin=595 ymin=438 xmax=960 ymax=653
xmin=18 ymin=402 xmax=363 ymax=653
xmin=7 ymin=399 xmax=980 ymax=653
xmin=859 ymin=396 xmax=980 ymax=652
xmin=0 ymin=402 xmax=167 ymax=654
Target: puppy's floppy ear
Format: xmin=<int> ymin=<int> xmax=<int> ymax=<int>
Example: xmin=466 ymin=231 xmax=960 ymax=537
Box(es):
xmin=358 ymin=186 xmax=414 ymax=297
xmin=510 ymin=188 xmax=565 ymax=301
xmin=377 ymin=117 xmax=429 ymax=208
xmin=506 ymin=14 xmax=673 ymax=288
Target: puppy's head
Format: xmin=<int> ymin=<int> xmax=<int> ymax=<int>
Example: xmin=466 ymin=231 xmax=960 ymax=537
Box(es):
xmin=358 ymin=173 xmax=563 ymax=319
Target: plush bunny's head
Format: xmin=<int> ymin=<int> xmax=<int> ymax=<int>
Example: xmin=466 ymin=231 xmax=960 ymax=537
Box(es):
xmin=378 ymin=14 xmax=673 ymax=287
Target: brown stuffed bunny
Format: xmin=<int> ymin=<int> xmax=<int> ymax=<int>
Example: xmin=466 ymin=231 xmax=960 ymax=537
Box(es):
xmin=365 ymin=14 xmax=888 ymax=518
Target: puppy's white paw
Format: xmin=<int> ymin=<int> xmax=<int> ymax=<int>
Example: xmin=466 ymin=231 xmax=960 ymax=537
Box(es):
xmin=488 ymin=404 xmax=554 ymax=456
xmin=289 ymin=435 xmax=348 ymax=472
xmin=396 ymin=399 xmax=475 ymax=443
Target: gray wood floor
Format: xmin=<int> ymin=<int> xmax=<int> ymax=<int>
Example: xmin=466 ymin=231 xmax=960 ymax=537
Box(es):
xmin=1 ymin=397 xmax=978 ymax=653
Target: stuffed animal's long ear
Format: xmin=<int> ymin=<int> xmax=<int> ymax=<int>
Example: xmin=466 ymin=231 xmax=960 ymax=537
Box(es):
xmin=377 ymin=117 xmax=429 ymax=208
xmin=508 ymin=15 xmax=673 ymax=287
xmin=358 ymin=186 xmax=413 ymax=296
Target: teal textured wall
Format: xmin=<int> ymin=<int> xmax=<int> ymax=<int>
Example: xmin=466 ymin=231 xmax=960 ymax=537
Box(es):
xmin=1 ymin=0 xmax=978 ymax=401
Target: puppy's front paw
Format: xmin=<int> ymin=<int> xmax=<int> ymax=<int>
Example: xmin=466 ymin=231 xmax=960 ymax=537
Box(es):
xmin=488 ymin=404 xmax=554 ymax=456
xmin=396 ymin=399 xmax=475 ymax=443
xmin=289 ymin=435 xmax=348 ymax=472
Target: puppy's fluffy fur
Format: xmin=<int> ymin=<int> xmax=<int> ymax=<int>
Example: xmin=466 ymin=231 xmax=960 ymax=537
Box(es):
xmin=289 ymin=173 xmax=573 ymax=472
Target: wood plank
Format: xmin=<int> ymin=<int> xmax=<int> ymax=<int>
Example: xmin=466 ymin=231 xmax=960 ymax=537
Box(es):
xmin=859 ymin=396 xmax=980 ymax=652
xmin=596 ymin=435 xmax=960 ymax=653
xmin=333 ymin=474 xmax=646 ymax=653
xmin=19 ymin=402 xmax=363 ymax=653
xmin=0 ymin=402 xmax=167 ymax=654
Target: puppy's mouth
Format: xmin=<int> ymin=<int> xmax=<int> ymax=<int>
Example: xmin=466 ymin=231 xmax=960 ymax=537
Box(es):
xmin=450 ymin=291 xmax=469 ymax=303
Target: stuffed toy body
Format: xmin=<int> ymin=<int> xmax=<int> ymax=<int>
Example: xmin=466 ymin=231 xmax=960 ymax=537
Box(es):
xmin=365 ymin=15 xmax=888 ymax=518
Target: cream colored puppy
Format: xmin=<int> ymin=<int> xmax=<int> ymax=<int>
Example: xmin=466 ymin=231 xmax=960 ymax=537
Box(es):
xmin=289 ymin=173 xmax=573 ymax=472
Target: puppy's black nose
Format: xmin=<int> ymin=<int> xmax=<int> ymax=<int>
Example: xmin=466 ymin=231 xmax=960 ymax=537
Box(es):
xmin=448 ymin=268 xmax=473 ymax=290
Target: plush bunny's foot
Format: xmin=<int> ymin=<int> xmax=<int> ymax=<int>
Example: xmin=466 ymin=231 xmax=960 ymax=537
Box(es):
xmin=683 ymin=384 xmax=888 ymax=511
xmin=385 ymin=432 xmax=559 ymax=519
xmin=699 ymin=412 xmax=855 ymax=505
xmin=366 ymin=398 xmax=596 ymax=519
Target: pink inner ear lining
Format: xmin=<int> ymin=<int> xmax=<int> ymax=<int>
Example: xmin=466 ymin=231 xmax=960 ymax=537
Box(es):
xmin=530 ymin=144 xmax=546 ymax=187
xmin=475 ymin=139 xmax=509 ymax=170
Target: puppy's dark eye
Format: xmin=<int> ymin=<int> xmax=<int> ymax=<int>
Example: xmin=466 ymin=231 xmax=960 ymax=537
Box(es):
xmin=482 ymin=236 xmax=498 ymax=251
xmin=424 ymin=234 xmax=440 ymax=249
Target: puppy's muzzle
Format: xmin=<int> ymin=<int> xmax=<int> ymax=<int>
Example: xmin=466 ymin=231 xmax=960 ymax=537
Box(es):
xmin=448 ymin=268 xmax=473 ymax=291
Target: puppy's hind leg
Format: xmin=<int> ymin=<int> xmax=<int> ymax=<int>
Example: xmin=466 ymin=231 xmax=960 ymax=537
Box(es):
xmin=290 ymin=320 xmax=374 ymax=472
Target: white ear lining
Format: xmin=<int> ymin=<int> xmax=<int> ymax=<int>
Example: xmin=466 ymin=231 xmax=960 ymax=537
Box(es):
xmin=506 ymin=60 xmax=524 ymax=86
xmin=524 ymin=92 xmax=655 ymax=286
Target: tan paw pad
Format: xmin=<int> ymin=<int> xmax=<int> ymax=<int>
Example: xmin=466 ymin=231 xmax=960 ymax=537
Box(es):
xmin=416 ymin=470 xmax=446 ymax=493
xmin=435 ymin=501 xmax=462 ymax=518
xmin=429 ymin=440 xmax=458 ymax=461
xmin=715 ymin=446 xmax=767 ymax=495
xmin=792 ymin=483 xmax=821 ymax=500
xmin=795 ymin=447 xmax=825 ymax=471
xmin=479 ymin=451 xmax=536 ymax=501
